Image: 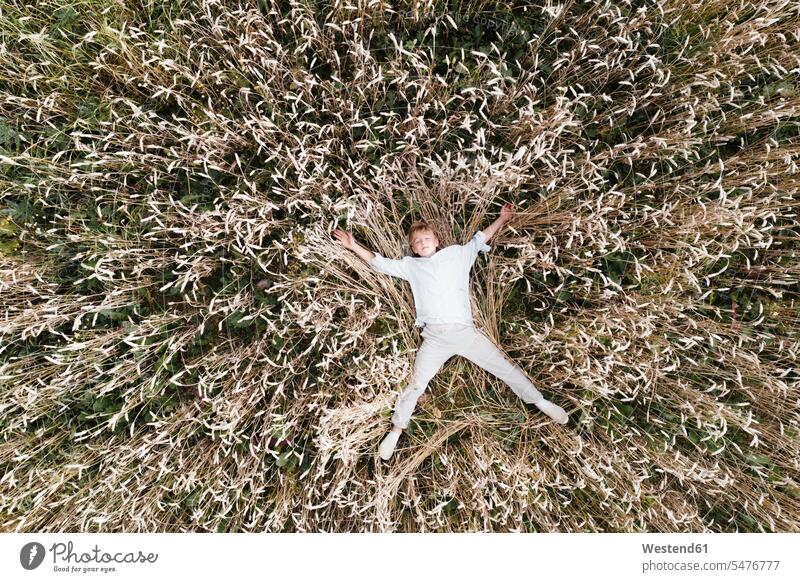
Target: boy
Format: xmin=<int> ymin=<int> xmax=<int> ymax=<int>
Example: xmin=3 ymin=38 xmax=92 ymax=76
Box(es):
xmin=332 ymin=203 xmax=568 ymax=460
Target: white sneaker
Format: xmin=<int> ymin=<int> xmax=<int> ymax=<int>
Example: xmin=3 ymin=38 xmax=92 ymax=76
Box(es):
xmin=378 ymin=431 xmax=401 ymax=460
xmin=536 ymin=399 xmax=569 ymax=424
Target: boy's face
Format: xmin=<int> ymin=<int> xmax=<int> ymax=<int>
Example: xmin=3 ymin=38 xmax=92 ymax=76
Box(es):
xmin=410 ymin=229 xmax=439 ymax=257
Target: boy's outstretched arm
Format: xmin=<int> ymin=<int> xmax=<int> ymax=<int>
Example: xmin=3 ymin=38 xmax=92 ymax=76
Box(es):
xmin=333 ymin=229 xmax=410 ymax=280
xmin=480 ymin=202 xmax=515 ymax=243
xmin=332 ymin=229 xmax=375 ymax=264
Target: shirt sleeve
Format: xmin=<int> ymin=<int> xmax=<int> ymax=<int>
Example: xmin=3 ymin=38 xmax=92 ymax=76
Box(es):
xmin=461 ymin=230 xmax=492 ymax=266
xmin=369 ymin=253 xmax=410 ymax=281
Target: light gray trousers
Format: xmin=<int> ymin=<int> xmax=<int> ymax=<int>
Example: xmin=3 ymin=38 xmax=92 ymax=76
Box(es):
xmin=391 ymin=323 xmax=544 ymax=429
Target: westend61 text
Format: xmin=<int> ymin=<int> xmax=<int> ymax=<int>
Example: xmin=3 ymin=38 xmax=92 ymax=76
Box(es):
xmin=49 ymin=542 xmax=158 ymax=564
xmin=642 ymin=543 xmax=708 ymax=554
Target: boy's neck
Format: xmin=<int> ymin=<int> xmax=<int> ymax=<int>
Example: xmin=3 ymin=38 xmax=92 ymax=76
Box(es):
xmin=413 ymin=247 xmax=440 ymax=258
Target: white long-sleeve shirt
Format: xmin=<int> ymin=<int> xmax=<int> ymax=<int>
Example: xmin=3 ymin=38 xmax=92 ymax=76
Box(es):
xmin=369 ymin=230 xmax=491 ymax=328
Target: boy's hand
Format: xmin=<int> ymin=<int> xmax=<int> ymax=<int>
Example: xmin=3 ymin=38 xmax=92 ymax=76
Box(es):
xmin=332 ymin=229 xmax=355 ymax=249
xmin=500 ymin=202 xmax=515 ymax=223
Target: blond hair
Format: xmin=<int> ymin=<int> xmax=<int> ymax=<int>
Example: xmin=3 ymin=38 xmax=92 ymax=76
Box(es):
xmin=407 ymin=220 xmax=438 ymax=243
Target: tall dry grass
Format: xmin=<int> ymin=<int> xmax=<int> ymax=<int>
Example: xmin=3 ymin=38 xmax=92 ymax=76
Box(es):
xmin=0 ymin=0 xmax=798 ymax=532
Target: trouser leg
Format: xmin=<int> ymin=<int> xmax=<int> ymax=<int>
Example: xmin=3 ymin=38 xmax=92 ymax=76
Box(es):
xmin=456 ymin=327 xmax=544 ymax=405
xmin=391 ymin=333 xmax=455 ymax=429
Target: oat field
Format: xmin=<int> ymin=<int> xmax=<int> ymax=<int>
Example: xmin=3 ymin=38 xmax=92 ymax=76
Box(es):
xmin=1 ymin=0 xmax=799 ymax=532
